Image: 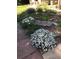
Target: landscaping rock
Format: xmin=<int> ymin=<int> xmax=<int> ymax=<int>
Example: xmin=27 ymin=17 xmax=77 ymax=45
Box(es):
xmin=35 ymin=20 xmax=57 ymax=27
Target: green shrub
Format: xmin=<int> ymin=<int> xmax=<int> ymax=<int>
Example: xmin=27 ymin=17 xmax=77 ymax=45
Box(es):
xmin=36 ymin=8 xmax=43 ymax=12
xmin=17 ymin=8 xmax=36 ymax=22
xmin=17 ymin=11 xmax=27 ymax=22
xmin=45 ymin=10 xmax=57 ymax=15
xmin=41 ymin=16 xmax=49 ymax=21
xmin=26 ymin=8 xmax=36 ymax=14
xmin=27 ymin=24 xmax=41 ymax=35
xmin=20 ymin=16 xmax=41 ymax=35
xmin=21 ymin=23 xmax=41 ymax=35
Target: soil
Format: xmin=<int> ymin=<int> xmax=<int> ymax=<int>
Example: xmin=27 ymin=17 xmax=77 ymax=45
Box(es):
xmin=17 ymin=23 xmax=43 ymax=59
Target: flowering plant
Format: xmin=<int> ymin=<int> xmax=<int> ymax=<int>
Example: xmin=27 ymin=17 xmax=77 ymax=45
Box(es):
xmin=22 ymin=16 xmax=35 ymax=24
xmin=31 ymin=29 xmax=56 ymax=53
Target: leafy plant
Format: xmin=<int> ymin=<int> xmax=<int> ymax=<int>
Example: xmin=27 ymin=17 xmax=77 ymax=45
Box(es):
xmin=31 ymin=29 xmax=56 ymax=54
xmin=21 ymin=16 xmax=35 ymax=28
xmin=26 ymin=8 xmax=36 ymax=14
xmin=36 ymin=8 xmax=43 ymax=12
xmin=41 ymin=15 xmax=49 ymax=21
xmin=17 ymin=11 xmax=27 ymax=22
xmin=20 ymin=16 xmax=41 ymax=35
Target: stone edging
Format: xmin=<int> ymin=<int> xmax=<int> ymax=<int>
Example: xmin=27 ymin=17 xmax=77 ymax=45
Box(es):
xmin=34 ymin=20 xmax=57 ymax=27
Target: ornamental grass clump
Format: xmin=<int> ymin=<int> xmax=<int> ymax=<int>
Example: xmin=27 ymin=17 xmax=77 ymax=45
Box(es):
xmin=31 ymin=29 xmax=56 ymax=54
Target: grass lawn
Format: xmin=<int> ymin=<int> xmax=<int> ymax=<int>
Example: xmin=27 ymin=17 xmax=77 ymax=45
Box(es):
xmin=17 ymin=5 xmax=29 ymax=15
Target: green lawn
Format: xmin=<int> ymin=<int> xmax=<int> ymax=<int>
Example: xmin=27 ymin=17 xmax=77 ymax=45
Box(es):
xmin=17 ymin=5 xmax=29 ymax=15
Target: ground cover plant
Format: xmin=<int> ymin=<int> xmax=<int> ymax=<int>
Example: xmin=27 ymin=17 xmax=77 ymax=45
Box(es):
xmin=20 ymin=16 xmax=41 ymax=35
xmin=31 ymin=29 xmax=56 ymax=54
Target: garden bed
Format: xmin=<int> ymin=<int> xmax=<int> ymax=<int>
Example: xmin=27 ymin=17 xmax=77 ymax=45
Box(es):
xmin=17 ymin=3 xmax=61 ymax=59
